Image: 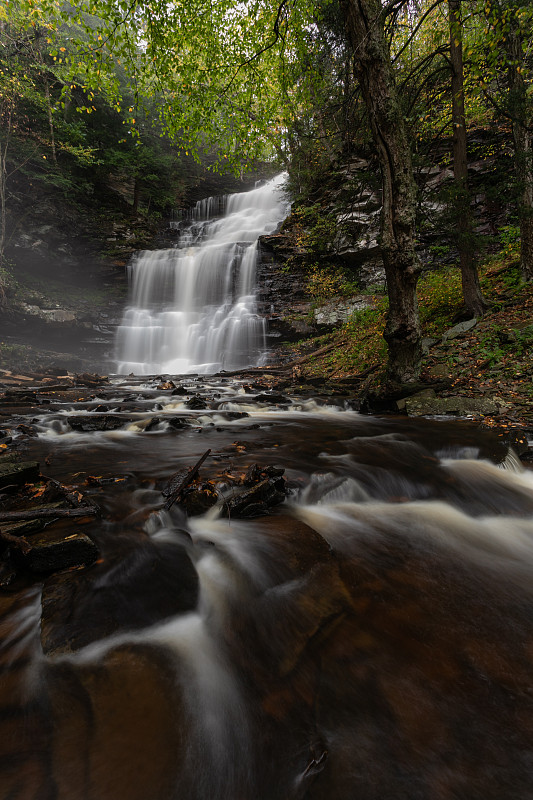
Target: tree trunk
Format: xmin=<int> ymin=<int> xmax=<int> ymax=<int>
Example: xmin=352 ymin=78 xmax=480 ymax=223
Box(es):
xmin=132 ymin=176 xmax=140 ymax=215
xmin=0 ymin=100 xmax=12 ymax=304
xmin=449 ymin=0 xmax=486 ymax=315
xmin=343 ymin=0 xmax=422 ymax=382
xmin=506 ymin=20 xmax=533 ymax=281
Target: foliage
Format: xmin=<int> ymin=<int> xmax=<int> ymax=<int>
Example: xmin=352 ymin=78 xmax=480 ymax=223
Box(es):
xmin=292 ymin=204 xmax=338 ymax=254
xmin=306 ymin=261 xmax=359 ymax=300
xmin=303 ymin=301 xmax=388 ymax=377
xmin=418 ymin=266 xmax=463 ymax=335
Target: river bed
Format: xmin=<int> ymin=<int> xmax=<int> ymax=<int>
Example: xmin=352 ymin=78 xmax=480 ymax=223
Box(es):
xmin=1 ymin=373 xmax=533 ymax=799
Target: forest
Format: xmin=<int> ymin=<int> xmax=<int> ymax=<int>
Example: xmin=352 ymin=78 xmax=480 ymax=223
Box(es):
xmin=2 ymin=4 xmax=533 ymax=799
xmin=0 ymin=0 xmax=532 ymax=396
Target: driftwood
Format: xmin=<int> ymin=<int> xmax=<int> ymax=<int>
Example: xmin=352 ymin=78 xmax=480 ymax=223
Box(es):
xmin=213 ymin=343 xmax=343 ymax=378
xmin=163 ymin=449 xmax=211 ymax=511
xmin=0 ymin=506 xmax=99 ymax=523
xmin=0 ymin=530 xmax=32 ymax=554
xmin=285 ymin=341 xmax=344 ymax=368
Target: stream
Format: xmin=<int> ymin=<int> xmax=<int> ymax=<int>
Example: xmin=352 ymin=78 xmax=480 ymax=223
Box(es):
xmin=1 ymin=177 xmax=533 ymax=799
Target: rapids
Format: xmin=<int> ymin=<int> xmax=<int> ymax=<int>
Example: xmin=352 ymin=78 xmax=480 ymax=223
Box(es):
xmin=2 ymin=374 xmax=533 ymax=799
xmin=114 ymin=175 xmax=289 ymax=375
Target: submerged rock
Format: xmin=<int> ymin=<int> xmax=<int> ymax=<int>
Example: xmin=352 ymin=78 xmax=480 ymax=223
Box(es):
xmin=185 ymin=395 xmax=207 ymax=410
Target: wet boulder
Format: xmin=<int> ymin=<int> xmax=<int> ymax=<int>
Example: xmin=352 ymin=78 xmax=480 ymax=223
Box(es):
xmin=222 ymin=476 xmax=286 ymax=518
xmin=222 ymin=411 xmax=250 ymax=420
xmin=180 ymin=482 xmax=218 ymax=516
xmin=185 ymin=395 xmax=208 ymax=410
xmin=253 ymin=393 xmax=289 ymax=405
xmin=167 ymin=417 xmax=190 ymax=430
xmin=67 ymin=414 xmax=126 ymax=432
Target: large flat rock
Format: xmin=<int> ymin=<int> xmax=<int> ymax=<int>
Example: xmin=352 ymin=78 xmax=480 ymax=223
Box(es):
xmin=0 ymin=456 xmax=40 ymax=488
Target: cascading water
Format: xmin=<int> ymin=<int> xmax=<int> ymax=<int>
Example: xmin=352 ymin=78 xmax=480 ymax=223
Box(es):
xmin=3 ymin=374 xmax=533 ymax=799
xmin=114 ymin=174 xmax=289 ymax=375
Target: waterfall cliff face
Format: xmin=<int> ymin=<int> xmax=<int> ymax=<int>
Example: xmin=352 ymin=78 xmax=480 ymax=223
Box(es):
xmin=114 ymin=174 xmax=289 ymax=375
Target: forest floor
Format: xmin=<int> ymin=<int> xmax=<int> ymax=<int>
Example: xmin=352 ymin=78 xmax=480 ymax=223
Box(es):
xmin=274 ymin=239 xmax=533 ymax=444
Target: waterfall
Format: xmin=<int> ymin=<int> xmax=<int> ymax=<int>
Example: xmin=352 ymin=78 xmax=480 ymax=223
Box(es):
xmin=114 ymin=173 xmax=289 ymax=375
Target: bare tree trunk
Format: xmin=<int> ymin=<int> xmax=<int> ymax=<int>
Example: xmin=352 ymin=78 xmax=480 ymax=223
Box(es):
xmin=506 ymin=20 xmax=533 ymax=281
xmin=132 ymin=176 xmax=140 ymax=215
xmin=449 ymin=0 xmax=486 ymax=315
xmin=343 ymin=0 xmax=422 ymax=382
xmin=0 ymin=101 xmax=13 ymax=304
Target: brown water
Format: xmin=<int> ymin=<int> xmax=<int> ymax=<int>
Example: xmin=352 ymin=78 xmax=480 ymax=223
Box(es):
xmin=2 ymin=374 xmax=533 ymax=800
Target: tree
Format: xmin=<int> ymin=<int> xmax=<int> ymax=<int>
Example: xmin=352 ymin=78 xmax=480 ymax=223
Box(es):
xmin=448 ymin=0 xmax=486 ymax=316
xmin=476 ymin=0 xmax=533 ymax=280
xmin=342 ymin=0 xmax=423 ymax=382
xmin=502 ymin=3 xmax=533 ymax=281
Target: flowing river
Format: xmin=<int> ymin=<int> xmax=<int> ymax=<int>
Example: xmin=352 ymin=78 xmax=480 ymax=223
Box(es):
xmin=1 ymin=178 xmax=533 ymax=799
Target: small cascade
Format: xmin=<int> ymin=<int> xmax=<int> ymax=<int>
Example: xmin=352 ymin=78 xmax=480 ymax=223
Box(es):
xmin=115 ymin=174 xmax=289 ymax=375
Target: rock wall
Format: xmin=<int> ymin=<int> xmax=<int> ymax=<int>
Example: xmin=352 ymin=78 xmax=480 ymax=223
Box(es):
xmin=257 ymin=132 xmax=512 ymax=351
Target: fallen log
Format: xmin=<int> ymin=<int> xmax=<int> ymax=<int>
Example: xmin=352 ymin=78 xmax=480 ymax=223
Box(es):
xmin=163 ymin=449 xmax=211 ymax=511
xmin=0 ymin=506 xmax=99 ymax=523
xmin=284 ymin=340 xmax=344 ymax=368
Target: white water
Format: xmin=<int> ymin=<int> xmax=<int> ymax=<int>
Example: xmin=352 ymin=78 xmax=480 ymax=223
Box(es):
xmin=114 ymin=174 xmax=289 ymax=375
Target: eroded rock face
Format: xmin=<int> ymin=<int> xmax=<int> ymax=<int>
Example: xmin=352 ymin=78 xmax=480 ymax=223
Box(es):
xmin=313 ymin=295 xmax=376 ymax=327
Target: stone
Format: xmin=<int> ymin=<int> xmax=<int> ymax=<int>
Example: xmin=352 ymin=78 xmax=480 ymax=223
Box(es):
xmin=442 ymin=318 xmax=478 ymax=341
xmin=67 ymin=415 xmax=125 ymax=432
xmin=253 ymin=393 xmax=289 ymax=405
xmin=421 ymin=337 xmax=438 ymax=354
xmin=185 ymin=395 xmax=207 ymax=410
xmin=0 ymin=457 xmax=40 ymax=488
xmin=167 ymin=417 xmax=190 ymax=430
xmin=21 ymin=529 xmax=99 ymax=573
xmin=180 ymin=483 xmax=218 ymax=516
xmin=405 ymin=395 xmax=499 ymax=417
xmin=427 ymin=363 xmax=450 ymax=380
xmin=314 ymin=296 xmax=375 ymax=327
xmin=396 ymin=388 xmax=436 ymax=412
xmin=221 ymin=411 xmax=250 ymax=420
xmin=221 ymin=477 xmax=286 ymax=518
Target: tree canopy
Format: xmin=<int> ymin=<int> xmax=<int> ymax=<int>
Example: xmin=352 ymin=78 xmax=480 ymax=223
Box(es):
xmin=2 ymin=0 xmax=532 ymax=377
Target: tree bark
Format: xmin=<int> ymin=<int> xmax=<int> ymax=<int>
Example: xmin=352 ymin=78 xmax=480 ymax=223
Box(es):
xmin=132 ymin=176 xmax=141 ymax=215
xmin=342 ymin=0 xmax=422 ymax=382
xmin=449 ymin=0 xmax=486 ymax=315
xmin=0 ymin=98 xmax=12 ymax=304
xmin=505 ymin=18 xmax=533 ymax=281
